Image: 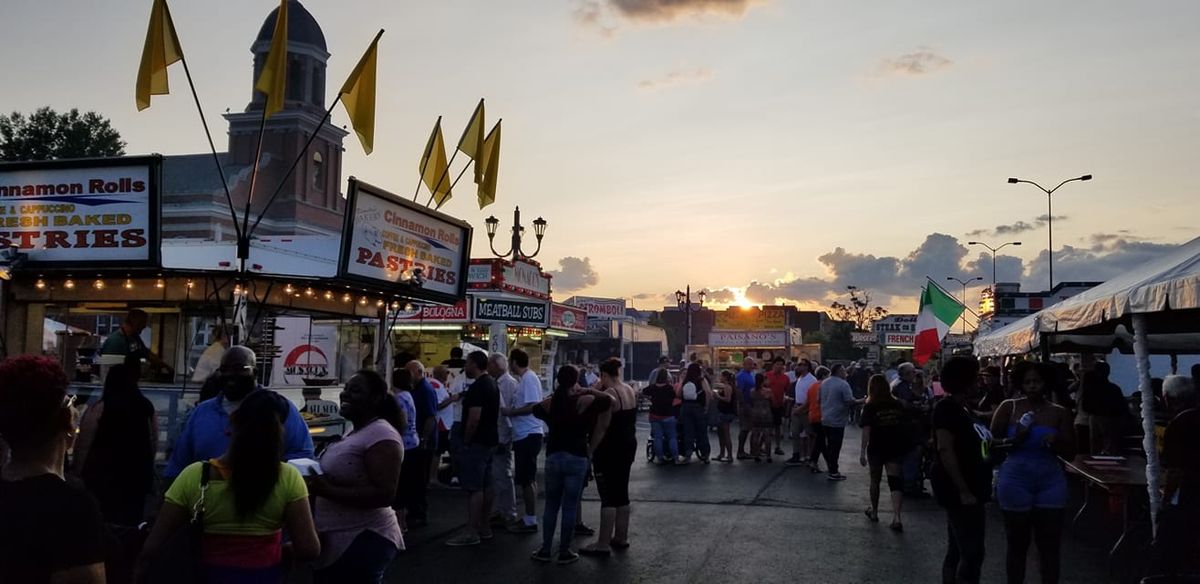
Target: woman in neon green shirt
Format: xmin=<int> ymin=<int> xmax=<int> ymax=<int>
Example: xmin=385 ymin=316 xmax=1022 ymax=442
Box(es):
xmin=140 ymin=391 xmax=320 ymax=582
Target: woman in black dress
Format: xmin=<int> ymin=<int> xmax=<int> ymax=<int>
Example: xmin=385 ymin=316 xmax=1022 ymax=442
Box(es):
xmin=581 ymin=358 xmax=639 ymax=556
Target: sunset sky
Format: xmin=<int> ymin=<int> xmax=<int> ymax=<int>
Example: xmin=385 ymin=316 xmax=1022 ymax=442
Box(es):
xmin=5 ymin=0 xmax=1198 ymax=316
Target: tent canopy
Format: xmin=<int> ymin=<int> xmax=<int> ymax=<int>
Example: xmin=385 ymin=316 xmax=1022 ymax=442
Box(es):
xmin=975 ymin=236 xmax=1200 ymax=357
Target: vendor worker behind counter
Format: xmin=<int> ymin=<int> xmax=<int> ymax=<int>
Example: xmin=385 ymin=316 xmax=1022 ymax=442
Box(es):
xmin=99 ymin=309 xmax=173 ymax=376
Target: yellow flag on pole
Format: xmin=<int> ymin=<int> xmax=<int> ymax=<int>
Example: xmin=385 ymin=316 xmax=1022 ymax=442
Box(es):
xmin=420 ymin=118 xmax=452 ymax=207
xmin=255 ymin=0 xmax=288 ymax=118
xmin=476 ymin=121 xmax=501 ymax=209
xmin=135 ymin=0 xmax=183 ymax=111
xmin=456 ymin=99 xmax=486 ymax=184
xmin=338 ymin=29 xmax=383 ymax=154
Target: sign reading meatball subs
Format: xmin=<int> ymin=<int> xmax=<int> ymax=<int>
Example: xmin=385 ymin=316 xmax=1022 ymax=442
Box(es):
xmin=339 ymin=179 xmax=472 ymax=304
xmin=0 ymin=156 xmax=160 ymax=266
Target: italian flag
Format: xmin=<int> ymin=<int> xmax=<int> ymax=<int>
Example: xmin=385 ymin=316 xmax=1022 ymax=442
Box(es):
xmin=914 ymin=284 xmax=965 ymax=365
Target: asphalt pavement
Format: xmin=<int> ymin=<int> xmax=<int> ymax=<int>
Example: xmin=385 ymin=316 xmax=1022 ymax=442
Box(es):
xmin=294 ymin=417 xmax=1129 ymax=583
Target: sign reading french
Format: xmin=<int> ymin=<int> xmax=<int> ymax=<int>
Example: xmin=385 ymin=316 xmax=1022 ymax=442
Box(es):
xmin=472 ymin=297 xmax=549 ymax=327
xmin=340 ymin=178 xmax=472 ymax=305
xmin=0 ymin=156 xmax=160 ymax=266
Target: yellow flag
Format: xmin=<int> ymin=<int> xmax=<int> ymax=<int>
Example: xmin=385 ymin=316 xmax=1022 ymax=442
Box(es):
xmin=339 ymin=30 xmax=383 ymax=154
xmin=420 ymin=118 xmax=452 ymax=206
xmin=255 ymin=0 xmax=288 ymax=118
xmin=135 ymin=0 xmax=183 ymax=111
xmin=456 ymin=99 xmax=486 ymax=183
xmin=476 ymin=121 xmax=501 ymax=209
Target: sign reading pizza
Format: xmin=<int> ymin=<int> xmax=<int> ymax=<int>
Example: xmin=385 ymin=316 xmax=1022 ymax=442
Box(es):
xmin=0 ymin=156 xmax=160 ymax=267
xmin=339 ymin=178 xmax=472 ymax=304
xmin=550 ymin=303 xmax=588 ymax=333
xmin=714 ymin=306 xmax=786 ymax=330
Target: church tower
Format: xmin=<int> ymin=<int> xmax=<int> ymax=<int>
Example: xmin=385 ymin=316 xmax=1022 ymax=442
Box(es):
xmin=224 ymin=0 xmax=348 ymax=236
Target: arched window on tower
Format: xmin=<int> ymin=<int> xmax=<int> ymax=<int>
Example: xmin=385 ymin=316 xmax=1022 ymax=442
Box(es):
xmin=312 ymin=151 xmax=325 ymax=191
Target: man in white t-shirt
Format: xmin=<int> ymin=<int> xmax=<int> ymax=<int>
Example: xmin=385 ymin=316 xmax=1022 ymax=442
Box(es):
xmin=787 ymin=359 xmax=818 ymax=466
xmin=488 ymin=354 xmax=519 ymax=526
xmin=503 ymin=348 xmax=545 ymax=533
xmin=440 ymin=370 xmax=469 ymax=485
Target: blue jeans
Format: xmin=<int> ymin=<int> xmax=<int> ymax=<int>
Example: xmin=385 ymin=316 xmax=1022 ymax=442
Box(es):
xmin=651 ymin=417 xmax=679 ymax=461
xmin=542 ymin=452 xmax=589 ymax=554
xmin=311 ymin=529 xmax=398 ymax=584
xmin=680 ymin=403 xmax=711 ymax=459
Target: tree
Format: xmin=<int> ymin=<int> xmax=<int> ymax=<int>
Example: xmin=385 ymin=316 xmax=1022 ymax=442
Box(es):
xmin=829 ymin=286 xmax=889 ymax=331
xmin=0 ymin=107 xmax=125 ymax=161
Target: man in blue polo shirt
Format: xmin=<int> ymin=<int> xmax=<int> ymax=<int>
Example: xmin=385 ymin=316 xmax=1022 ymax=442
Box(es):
xmin=735 ymin=357 xmax=757 ymax=460
xmin=164 ymin=346 xmax=313 ymax=482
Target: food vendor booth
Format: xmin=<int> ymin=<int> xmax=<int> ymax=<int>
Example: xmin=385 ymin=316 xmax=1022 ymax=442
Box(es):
xmin=0 ymin=158 xmax=472 ymax=452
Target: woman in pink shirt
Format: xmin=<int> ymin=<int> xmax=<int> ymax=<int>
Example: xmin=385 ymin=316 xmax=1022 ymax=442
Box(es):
xmin=309 ymin=370 xmax=405 ymax=583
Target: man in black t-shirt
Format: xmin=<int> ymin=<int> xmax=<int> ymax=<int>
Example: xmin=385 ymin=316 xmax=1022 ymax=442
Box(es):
xmin=931 ymin=356 xmax=991 ymax=584
xmin=446 ymin=350 xmax=501 ymax=547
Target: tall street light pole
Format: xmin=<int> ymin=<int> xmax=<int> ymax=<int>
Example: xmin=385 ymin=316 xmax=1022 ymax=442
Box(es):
xmin=675 ymin=286 xmax=706 ymax=358
xmin=946 ymin=276 xmax=983 ymax=335
xmin=967 ymin=240 xmax=1022 ymax=288
xmin=1006 ymin=174 xmax=1092 ymax=290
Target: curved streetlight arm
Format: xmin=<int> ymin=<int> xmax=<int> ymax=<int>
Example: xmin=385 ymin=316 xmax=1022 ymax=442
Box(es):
xmin=518 ymin=237 xmax=543 ymax=260
xmin=487 ymin=236 xmax=513 ymax=259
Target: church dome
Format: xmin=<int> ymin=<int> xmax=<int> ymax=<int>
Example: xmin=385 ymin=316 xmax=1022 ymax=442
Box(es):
xmin=255 ymin=0 xmax=326 ymax=52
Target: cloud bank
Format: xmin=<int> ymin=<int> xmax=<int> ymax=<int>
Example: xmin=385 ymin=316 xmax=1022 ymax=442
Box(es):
xmin=874 ymin=48 xmax=953 ymax=78
xmin=548 ymin=256 xmax=599 ymax=292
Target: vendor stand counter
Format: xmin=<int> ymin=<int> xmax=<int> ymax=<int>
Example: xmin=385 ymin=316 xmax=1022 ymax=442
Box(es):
xmin=69 ymin=382 xmax=349 ymax=462
xmin=1061 ymin=454 xmax=1152 ymax=573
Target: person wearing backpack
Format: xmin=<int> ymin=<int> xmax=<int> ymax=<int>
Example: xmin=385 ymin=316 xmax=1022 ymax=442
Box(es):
xmin=678 ymin=363 xmax=713 ymax=464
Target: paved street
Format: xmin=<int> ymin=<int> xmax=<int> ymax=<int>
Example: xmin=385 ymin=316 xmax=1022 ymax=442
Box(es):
xmin=301 ymin=420 xmax=1119 ymax=584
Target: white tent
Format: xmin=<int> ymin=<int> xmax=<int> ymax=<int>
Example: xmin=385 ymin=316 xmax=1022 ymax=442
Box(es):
xmin=975 ymin=313 xmax=1041 ymax=358
xmin=974 ymin=235 xmax=1200 ymax=531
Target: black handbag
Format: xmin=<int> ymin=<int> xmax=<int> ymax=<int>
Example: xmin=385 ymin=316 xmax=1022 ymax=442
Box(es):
xmin=145 ymin=462 xmax=210 ymax=584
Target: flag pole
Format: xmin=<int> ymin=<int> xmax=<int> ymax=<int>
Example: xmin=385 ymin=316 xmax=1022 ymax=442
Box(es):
xmin=248 ymin=98 xmax=340 ymax=238
xmin=424 ymin=148 xmax=462 ymax=208
xmin=173 ymin=32 xmax=241 ymax=243
xmin=413 ymin=116 xmax=441 ymax=201
xmin=238 ymin=106 xmax=269 ymax=271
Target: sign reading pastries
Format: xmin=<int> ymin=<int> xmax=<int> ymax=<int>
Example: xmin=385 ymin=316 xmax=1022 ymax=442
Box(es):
xmin=0 ymin=155 xmax=160 ymax=267
xmin=339 ymin=178 xmax=472 ymax=304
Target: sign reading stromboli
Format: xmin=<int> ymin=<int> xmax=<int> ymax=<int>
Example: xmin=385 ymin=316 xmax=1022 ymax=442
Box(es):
xmin=0 ymin=155 xmax=161 ymax=267
xmin=339 ymin=178 xmax=472 ymax=304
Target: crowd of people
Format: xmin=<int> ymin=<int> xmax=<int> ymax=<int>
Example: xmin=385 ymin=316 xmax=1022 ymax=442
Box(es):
xmin=1 ymin=331 xmax=1198 ymax=583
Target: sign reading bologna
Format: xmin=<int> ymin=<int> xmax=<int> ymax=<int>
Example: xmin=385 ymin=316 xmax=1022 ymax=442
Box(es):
xmin=394 ymin=300 xmax=470 ymax=323
xmin=473 ymin=297 xmax=548 ymax=327
xmin=340 ymin=178 xmax=472 ymax=304
xmin=0 ymin=156 xmax=160 ymax=266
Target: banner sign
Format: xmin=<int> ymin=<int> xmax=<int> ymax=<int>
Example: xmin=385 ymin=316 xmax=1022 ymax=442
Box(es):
xmin=270 ymin=316 xmax=338 ymax=386
xmin=467 ymin=258 xmax=551 ymax=299
xmin=550 ymin=303 xmax=588 ymax=333
xmin=339 ymin=178 xmax=472 ymax=304
xmin=873 ymin=314 xmax=917 ymax=334
xmin=851 ymin=331 xmax=879 ymax=346
xmin=566 ymin=296 xmax=627 ymax=320
xmin=0 ymin=155 xmax=161 ymax=267
xmin=472 ymin=296 xmax=549 ymax=326
xmin=395 ymin=300 xmax=470 ymax=323
xmin=882 ymin=333 xmax=916 ymax=348
xmin=715 ymin=306 xmax=786 ymax=330
xmin=708 ymin=330 xmax=788 ymax=348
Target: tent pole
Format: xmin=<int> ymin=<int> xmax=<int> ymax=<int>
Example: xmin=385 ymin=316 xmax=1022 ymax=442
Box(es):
xmin=1131 ymin=313 xmax=1160 ymax=535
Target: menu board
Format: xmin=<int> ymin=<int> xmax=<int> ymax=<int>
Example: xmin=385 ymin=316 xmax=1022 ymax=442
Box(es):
xmin=339 ymin=178 xmax=472 ymax=304
xmin=0 ymin=156 xmax=160 ymax=267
